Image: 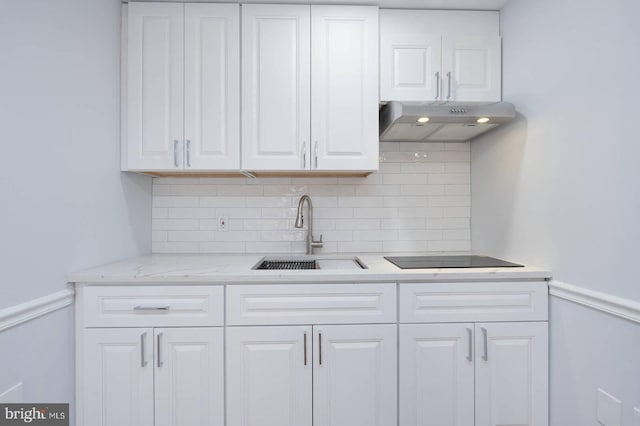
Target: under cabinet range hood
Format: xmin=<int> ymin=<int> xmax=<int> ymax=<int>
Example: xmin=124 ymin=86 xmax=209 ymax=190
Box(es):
xmin=379 ymin=101 xmax=516 ymax=142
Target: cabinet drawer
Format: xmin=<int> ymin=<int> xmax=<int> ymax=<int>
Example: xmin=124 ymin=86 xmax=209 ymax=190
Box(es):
xmin=399 ymin=281 xmax=548 ymax=323
xmin=82 ymin=286 xmax=224 ymax=327
xmin=226 ymin=283 xmax=396 ymax=325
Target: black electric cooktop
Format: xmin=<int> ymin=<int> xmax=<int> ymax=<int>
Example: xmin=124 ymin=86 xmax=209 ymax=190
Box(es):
xmin=384 ymin=255 xmax=523 ymax=269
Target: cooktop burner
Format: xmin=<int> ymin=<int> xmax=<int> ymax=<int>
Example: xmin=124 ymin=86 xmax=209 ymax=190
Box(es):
xmin=384 ymin=255 xmax=523 ymax=269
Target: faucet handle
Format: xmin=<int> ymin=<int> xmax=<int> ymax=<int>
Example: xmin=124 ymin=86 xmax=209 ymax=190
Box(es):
xmin=311 ymin=234 xmax=323 ymax=248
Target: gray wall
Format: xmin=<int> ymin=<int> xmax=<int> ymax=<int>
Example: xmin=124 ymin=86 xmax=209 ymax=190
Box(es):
xmin=0 ymin=0 xmax=151 ymax=410
xmin=472 ymin=0 xmax=640 ymax=423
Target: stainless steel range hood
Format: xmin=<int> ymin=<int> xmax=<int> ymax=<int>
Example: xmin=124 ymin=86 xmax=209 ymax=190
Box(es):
xmin=379 ymin=101 xmax=516 ymax=142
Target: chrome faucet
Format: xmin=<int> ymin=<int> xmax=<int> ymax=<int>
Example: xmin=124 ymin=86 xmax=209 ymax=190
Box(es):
xmin=295 ymin=195 xmax=323 ymax=254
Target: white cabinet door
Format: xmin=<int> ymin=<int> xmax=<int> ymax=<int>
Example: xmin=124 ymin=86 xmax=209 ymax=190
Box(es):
xmin=81 ymin=328 xmax=154 ymax=426
xmin=127 ymin=3 xmax=184 ymax=170
xmin=311 ymin=6 xmax=379 ymax=171
xmin=226 ymin=326 xmax=312 ymax=426
xmin=442 ymin=36 xmax=501 ymax=102
xmin=380 ymin=33 xmax=442 ymax=102
xmin=184 ymin=4 xmax=240 ymax=170
xmin=155 ymin=328 xmax=224 ymax=426
xmin=399 ymin=324 xmax=474 ymax=426
xmin=313 ymin=324 xmax=397 ymax=426
xmin=241 ymin=5 xmax=311 ymax=171
xmin=475 ymin=322 xmax=548 ymax=426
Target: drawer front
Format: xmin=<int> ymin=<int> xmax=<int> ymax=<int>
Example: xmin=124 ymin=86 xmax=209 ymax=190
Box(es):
xmin=226 ymin=283 xmax=396 ymax=325
xmin=399 ymin=281 xmax=548 ymax=323
xmin=82 ymin=286 xmax=224 ymax=327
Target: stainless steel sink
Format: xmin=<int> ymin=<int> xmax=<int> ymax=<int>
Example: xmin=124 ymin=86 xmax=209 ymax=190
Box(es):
xmin=253 ymin=256 xmax=366 ymax=270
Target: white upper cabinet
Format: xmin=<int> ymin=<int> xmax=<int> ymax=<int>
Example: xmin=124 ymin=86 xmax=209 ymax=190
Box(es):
xmin=184 ymin=4 xmax=240 ymax=170
xmin=443 ymin=36 xmax=501 ymax=102
xmin=380 ymin=10 xmax=501 ymax=103
xmin=242 ymin=4 xmax=379 ymax=172
xmin=311 ymin=6 xmax=379 ymax=171
xmin=125 ymin=3 xmax=240 ymax=171
xmin=126 ymin=3 xmax=184 ymax=171
xmin=241 ymin=5 xmax=311 ymax=171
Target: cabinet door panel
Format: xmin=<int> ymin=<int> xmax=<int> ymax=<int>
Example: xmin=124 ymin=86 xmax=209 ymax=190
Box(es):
xmin=155 ymin=328 xmax=224 ymax=426
xmin=313 ymin=324 xmax=397 ymax=426
xmin=475 ymin=322 xmax=548 ymax=426
xmin=443 ymin=36 xmax=501 ymax=102
xmin=127 ymin=3 xmax=184 ymax=170
xmin=185 ymin=4 xmax=240 ymax=170
xmin=81 ymin=328 xmax=154 ymax=426
xmin=226 ymin=326 xmax=312 ymax=426
xmin=242 ymin=5 xmax=311 ymax=170
xmin=399 ymin=324 xmax=474 ymax=426
xmin=380 ymin=34 xmax=442 ymax=101
xmin=311 ymin=6 xmax=379 ymax=171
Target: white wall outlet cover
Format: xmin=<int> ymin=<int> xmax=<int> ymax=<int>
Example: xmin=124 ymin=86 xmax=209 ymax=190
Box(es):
xmin=633 ymin=406 xmax=640 ymax=426
xmin=218 ymin=217 xmax=229 ymax=232
xmin=597 ymin=388 xmax=622 ymax=426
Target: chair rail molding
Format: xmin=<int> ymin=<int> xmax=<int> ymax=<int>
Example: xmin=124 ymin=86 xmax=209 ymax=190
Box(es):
xmin=0 ymin=288 xmax=75 ymax=332
xmin=549 ymin=280 xmax=640 ymax=324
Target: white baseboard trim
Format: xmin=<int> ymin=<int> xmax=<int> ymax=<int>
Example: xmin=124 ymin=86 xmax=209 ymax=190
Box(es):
xmin=549 ymin=280 xmax=640 ymax=324
xmin=0 ymin=288 xmax=75 ymax=332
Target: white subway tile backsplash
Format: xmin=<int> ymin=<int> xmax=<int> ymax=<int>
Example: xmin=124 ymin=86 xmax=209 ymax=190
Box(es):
xmin=383 ymin=240 xmax=429 ymax=252
xmin=200 ymin=196 xmax=246 ymax=207
xmin=335 ymin=218 xmax=381 ymax=230
xmin=154 ymin=196 xmax=199 ymax=207
xmin=338 ymin=196 xmax=384 ymax=207
xmin=152 ymin=219 xmax=199 ymax=230
xmin=216 ymin=185 xmax=264 ymax=196
xmin=152 ymin=142 xmax=471 ymax=254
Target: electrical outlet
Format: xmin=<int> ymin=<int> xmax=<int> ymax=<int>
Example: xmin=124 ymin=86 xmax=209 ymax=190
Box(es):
xmin=597 ymin=388 xmax=621 ymax=426
xmin=218 ymin=217 xmax=229 ymax=232
xmin=633 ymin=406 xmax=640 ymax=426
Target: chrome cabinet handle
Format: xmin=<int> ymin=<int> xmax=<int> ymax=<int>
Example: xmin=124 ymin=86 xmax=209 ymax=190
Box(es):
xmin=134 ymin=305 xmax=170 ymax=311
xmin=140 ymin=332 xmax=148 ymax=367
xmin=481 ymin=327 xmax=488 ymax=361
xmin=302 ymin=142 xmax=307 ymax=169
xmin=314 ymin=141 xmax=318 ymax=169
xmin=318 ymin=332 xmax=322 ymax=365
xmin=157 ymin=332 xmax=164 ymax=367
xmin=466 ymin=328 xmax=473 ymax=362
xmin=435 ymin=71 xmax=441 ymax=100
xmin=446 ymin=71 xmax=452 ymax=100
xmin=186 ymin=139 xmax=191 ymax=168
xmin=173 ymin=140 xmax=179 ymax=167
xmin=304 ymin=332 xmax=308 ymax=366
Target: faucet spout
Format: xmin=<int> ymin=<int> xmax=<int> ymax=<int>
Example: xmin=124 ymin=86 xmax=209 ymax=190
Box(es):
xmin=295 ymin=195 xmax=323 ymax=254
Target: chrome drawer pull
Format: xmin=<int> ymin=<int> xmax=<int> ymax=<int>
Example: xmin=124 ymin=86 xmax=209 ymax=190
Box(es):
xmin=140 ymin=332 xmax=148 ymax=367
xmin=134 ymin=305 xmax=170 ymax=311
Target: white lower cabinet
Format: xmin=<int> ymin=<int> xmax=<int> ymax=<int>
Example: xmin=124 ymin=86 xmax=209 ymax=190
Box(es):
xmin=313 ymin=325 xmax=397 ymax=426
xmin=226 ymin=324 xmax=397 ymax=426
xmin=399 ymin=322 xmax=548 ymax=426
xmin=399 ymin=324 xmax=475 ymax=426
xmin=475 ymin=322 xmax=549 ymax=426
xmin=81 ymin=327 xmax=224 ymax=426
xmin=226 ymin=326 xmax=312 ymax=426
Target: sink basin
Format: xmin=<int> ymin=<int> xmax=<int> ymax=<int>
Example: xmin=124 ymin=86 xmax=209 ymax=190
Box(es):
xmin=253 ymin=256 xmax=366 ymax=270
